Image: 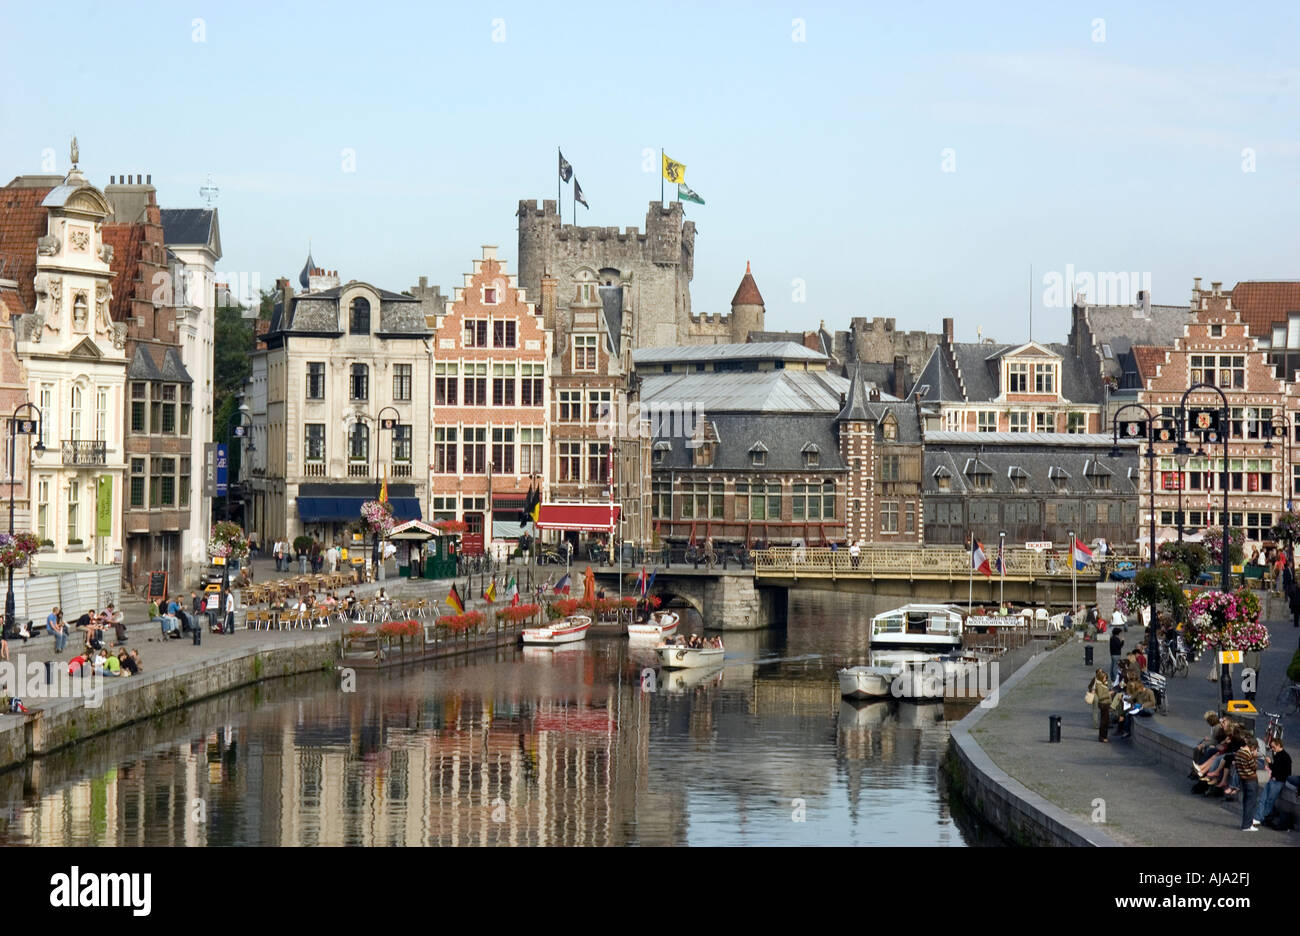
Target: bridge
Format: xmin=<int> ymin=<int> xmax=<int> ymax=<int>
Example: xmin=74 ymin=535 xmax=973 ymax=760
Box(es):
xmin=752 ymin=546 xmax=1126 ymax=607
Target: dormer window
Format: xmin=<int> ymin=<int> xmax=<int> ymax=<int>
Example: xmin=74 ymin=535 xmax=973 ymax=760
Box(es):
xmin=933 ymin=466 xmax=953 ymax=493
xmin=349 ymin=297 xmax=370 ymax=335
xmin=882 ymin=417 xmax=897 ymax=441
xmin=653 ymin=440 xmax=671 ymax=467
xmin=1084 ymin=460 xmax=1113 ymax=491
xmin=964 ymin=458 xmax=992 ymax=491
xmin=694 ymin=442 xmax=714 ymax=468
xmin=1008 ymin=466 xmax=1029 ymax=492
xmin=802 ymin=442 xmax=819 ymax=468
xmin=1034 ymin=363 xmax=1056 ymax=394
xmin=1007 ymin=362 xmax=1029 ymax=393
xmin=750 ymin=442 xmax=768 ymax=467
xmin=1049 ymin=466 xmax=1070 ymax=492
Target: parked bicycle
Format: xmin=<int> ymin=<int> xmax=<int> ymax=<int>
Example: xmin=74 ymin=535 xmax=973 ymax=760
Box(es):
xmin=1158 ymin=636 xmax=1190 ymax=678
xmin=1262 ymin=709 xmax=1286 ymax=746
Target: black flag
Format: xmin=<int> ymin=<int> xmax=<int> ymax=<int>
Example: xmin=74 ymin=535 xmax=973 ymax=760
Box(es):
xmin=574 ymin=177 xmax=588 ymax=208
xmin=559 ymin=151 xmax=573 ymax=183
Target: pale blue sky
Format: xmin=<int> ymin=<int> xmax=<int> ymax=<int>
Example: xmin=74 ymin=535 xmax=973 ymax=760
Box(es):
xmin=4 ymin=0 xmax=1298 ymax=343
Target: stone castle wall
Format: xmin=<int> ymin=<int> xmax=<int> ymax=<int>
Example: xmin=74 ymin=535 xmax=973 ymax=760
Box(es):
xmin=850 ymin=317 xmax=942 ymax=378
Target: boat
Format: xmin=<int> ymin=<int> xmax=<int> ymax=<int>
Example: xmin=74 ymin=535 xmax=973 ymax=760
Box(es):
xmin=521 ymin=614 xmax=592 ymax=646
xmin=837 ymin=664 xmax=901 ymax=700
xmin=655 ymin=640 xmax=725 ymax=669
xmin=660 ymin=666 xmax=725 ymax=692
xmin=627 ymin=609 xmax=680 ymax=640
xmin=869 ymin=603 xmax=963 ymax=649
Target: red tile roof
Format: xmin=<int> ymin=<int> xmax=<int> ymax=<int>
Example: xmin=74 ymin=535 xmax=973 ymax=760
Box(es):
xmin=102 ymin=223 xmax=144 ymax=322
xmin=1132 ymin=345 xmax=1170 ymax=383
xmin=0 ymin=286 xmax=26 ymax=322
xmin=730 ymin=261 xmax=764 ymax=307
xmin=0 ymin=183 xmax=54 ymax=312
xmin=1230 ymin=281 xmax=1300 ymax=341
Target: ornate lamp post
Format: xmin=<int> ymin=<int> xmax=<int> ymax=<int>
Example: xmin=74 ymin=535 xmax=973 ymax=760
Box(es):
xmin=1172 ymin=383 xmax=1231 ymax=591
xmin=374 ymin=406 xmax=401 ymax=580
xmin=6 ymin=403 xmax=45 ymax=638
xmin=1110 ymin=403 xmax=1158 ymax=674
xmin=219 ymin=409 xmax=255 ymax=633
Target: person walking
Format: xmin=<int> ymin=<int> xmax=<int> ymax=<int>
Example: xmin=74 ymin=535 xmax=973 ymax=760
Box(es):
xmin=1109 ymin=624 xmax=1124 ymax=684
xmin=849 ymin=540 xmax=861 ymax=569
xmin=1236 ymin=734 xmax=1262 ymax=831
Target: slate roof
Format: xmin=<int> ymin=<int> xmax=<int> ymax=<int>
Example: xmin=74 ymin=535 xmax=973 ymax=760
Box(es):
xmin=909 ymin=341 xmax=1103 ymax=405
xmin=599 ymin=284 xmax=621 ymax=354
xmin=923 ymin=442 xmax=1140 ymax=496
xmin=652 ymin=413 xmax=846 ymax=473
xmin=127 ymin=345 xmax=163 ymax=380
xmin=925 ymin=431 xmax=1124 ymax=446
xmin=159 ymin=208 xmax=216 ymax=248
xmin=1077 ymin=301 xmax=1192 ymax=349
xmin=160 ymin=347 xmax=193 ymax=383
xmin=640 ymin=369 xmax=849 ymax=414
xmin=836 ymin=365 xmax=870 ymax=421
xmin=633 ymin=341 xmax=827 ymax=365
xmin=1229 ymin=282 xmax=1300 ymax=343
xmin=269 ymin=283 xmax=430 ymax=338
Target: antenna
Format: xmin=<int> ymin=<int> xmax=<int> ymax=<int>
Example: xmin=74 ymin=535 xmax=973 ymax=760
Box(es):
xmin=1028 ymin=263 xmax=1033 ymax=342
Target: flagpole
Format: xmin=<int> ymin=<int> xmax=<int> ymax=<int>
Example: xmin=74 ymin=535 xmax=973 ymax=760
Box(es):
xmin=558 ymin=146 xmax=562 ymax=225
xmin=660 ymin=147 xmax=664 ymax=206
xmin=1070 ymin=531 xmax=1077 ymax=614
xmin=968 ymin=535 xmax=974 ymax=613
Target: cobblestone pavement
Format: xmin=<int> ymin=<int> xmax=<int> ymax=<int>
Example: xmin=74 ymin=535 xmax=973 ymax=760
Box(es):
xmin=970 ymin=626 xmax=1294 ymax=846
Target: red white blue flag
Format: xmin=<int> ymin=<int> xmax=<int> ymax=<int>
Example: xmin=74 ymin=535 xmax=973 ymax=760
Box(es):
xmin=972 ymin=540 xmax=992 ymax=578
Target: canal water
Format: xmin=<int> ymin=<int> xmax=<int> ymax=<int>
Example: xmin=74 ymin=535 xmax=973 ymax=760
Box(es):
xmin=0 ymin=591 xmax=993 ymax=846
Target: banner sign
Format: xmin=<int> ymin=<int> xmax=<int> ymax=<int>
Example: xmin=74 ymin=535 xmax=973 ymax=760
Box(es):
xmin=96 ymin=476 xmax=112 ymax=537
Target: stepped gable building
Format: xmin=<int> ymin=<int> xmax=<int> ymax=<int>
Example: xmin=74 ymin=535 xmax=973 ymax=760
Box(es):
xmin=1137 ymin=279 xmax=1300 ymax=551
xmin=1224 ymin=280 xmax=1300 ymax=382
xmin=2 ymin=150 xmax=128 ymax=568
xmin=252 ymin=255 xmax=434 ymax=543
xmin=429 ymin=247 xmax=550 ymax=555
xmin=637 ymin=343 xmax=927 ymax=547
xmin=921 ymin=432 xmax=1139 ymax=549
xmin=910 ymin=317 xmax=1105 ymax=435
xmin=102 ymin=175 xmax=195 ymax=587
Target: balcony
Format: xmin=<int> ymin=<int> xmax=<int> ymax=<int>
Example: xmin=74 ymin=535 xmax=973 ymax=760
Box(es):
xmin=304 ymin=461 xmax=328 ymax=478
xmin=391 ymin=462 xmax=412 ymax=478
xmin=62 ymin=440 xmax=107 ymax=466
xmin=347 ymin=462 xmax=370 ymax=478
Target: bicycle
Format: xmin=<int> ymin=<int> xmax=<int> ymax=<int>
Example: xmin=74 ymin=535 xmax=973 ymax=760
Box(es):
xmin=1261 ymin=710 xmax=1285 ymax=746
xmin=1274 ymin=680 xmax=1300 ymax=717
xmin=1158 ymin=637 xmax=1190 ymax=678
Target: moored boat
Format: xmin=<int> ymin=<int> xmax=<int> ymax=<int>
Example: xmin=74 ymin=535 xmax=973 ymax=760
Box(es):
xmin=869 ymin=604 xmax=963 ymax=650
xmin=837 ymin=664 xmax=900 ymax=700
xmin=522 ymin=614 xmax=592 ymax=646
xmin=627 ymin=610 xmax=679 ymax=640
xmin=656 ymin=640 xmax=725 ymax=669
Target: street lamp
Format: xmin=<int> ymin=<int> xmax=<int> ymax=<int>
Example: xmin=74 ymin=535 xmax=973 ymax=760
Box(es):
xmin=1263 ymin=414 xmax=1290 ymax=511
xmin=220 ymin=408 xmax=255 ymax=634
xmin=998 ymin=529 xmax=1006 ymax=608
xmin=1173 ymin=383 xmax=1231 ymax=595
xmin=5 ymin=404 xmax=44 ymax=639
xmin=1109 ymin=403 xmax=1159 ymax=676
xmin=1173 ymin=447 xmax=1190 ymax=543
xmin=375 ymin=406 xmax=401 ymax=581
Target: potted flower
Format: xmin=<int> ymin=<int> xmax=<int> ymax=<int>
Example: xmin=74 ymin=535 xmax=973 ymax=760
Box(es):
xmin=0 ymin=532 xmax=41 ymax=570
xmin=360 ymin=500 xmax=395 ymax=537
xmin=1185 ymin=588 xmax=1265 ymax=654
xmin=208 ymin=521 xmax=250 ymax=563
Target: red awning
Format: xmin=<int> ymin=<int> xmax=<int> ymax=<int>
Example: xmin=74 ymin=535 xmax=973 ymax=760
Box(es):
xmin=536 ymin=504 xmax=621 ymax=532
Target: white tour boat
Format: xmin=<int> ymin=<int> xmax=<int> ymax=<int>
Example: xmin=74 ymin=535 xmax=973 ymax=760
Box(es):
xmin=522 ymin=614 xmax=592 ymax=646
xmin=869 ymin=604 xmax=963 ymax=650
xmin=656 ymin=639 xmax=725 ymax=669
xmin=838 ymin=664 xmax=902 ymax=700
xmin=627 ymin=610 xmax=680 ymax=640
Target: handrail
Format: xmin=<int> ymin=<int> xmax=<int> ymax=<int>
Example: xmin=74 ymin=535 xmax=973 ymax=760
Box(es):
xmin=752 ymin=545 xmax=1120 ymax=580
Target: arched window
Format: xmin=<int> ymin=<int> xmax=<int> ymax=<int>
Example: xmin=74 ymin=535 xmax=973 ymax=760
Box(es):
xmin=348 ymin=422 xmax=369 ymax=462
xmin=70 ymin=385 xmax=83 ymax=440
xmin=350 ymin=298 xmax=370 ymax=335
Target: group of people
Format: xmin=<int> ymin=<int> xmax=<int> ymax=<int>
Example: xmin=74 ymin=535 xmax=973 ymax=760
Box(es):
xmin=35 ymin=603 xmax=125 ymax=656
xmin=269 ymin=537 xmax=389 ymax=581
xmin=1191 ymin=711 xmax=1294 ymax=831
xmin=662 ymin=633 xmax=724 ymax=649
xmin=149 ymin=592 xmax=217 ymax=639
xmin=66 ymin=646 xmax=144 ymax=678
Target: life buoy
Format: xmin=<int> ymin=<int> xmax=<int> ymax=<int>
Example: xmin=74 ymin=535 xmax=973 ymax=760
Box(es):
xmin=676 ymin=649 xmax=686 ymax=661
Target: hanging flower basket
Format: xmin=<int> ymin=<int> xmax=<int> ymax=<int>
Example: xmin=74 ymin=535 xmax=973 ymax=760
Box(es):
xmin=1184 ymin=588 xmax=1265 ymax=653
xmin=496 ymin=603 xmax=540 ymax=625
xmin=207 ymin=521 xmax=249 ymax=561
xmin=432 ymin=519 xmax=467 ymax=535
xmin=360 ymin=500 xmax=395 ymax=537
xmin=0 ymin=532 xmax=41 ymax=570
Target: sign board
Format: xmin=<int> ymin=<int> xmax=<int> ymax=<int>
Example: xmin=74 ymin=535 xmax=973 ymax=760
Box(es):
xmin=1025 ymin=541 xmax=1052 ymax=551
xmin=212 ymin=555 xmax=226 ymax=567
xmin=1219 ymin=649 xmax=1243 ymax=665
xmin=352 ymin=533 xmax=362 ymax=543
xmin=97 ymin=476 xmax=113 ymax=537
xmin=233 ymin=425 xmax=246 ymax=438
xmin=147 ymin=571 xmax=168 ymax=600
xmin=1225 ymin=700 xmax=1257 ymax=714
xmin=203 ymin=443 xmax=218 ymax=497
xmin=215 ymin=443 xmax=228 ymax=497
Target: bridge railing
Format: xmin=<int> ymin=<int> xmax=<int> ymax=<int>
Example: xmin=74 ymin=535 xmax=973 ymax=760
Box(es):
xmin=752 ymin=546 xmax=1137 ymax=580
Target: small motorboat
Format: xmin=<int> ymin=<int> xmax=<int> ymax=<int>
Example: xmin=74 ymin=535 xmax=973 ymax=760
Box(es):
xmin=627 ymin=610 xmax=680 ymax=640
xmin=870 ymin=604 xmax=963 ymax=650
xmin=655 ymin=639 xmax=725 ymax=669
xmin=521 ymin=614 xmax=592 ymax=646
xmin=660 ymin=666 xmax=725 ymax=692
xmin=838 ymin=664 xmax=901 ymax=700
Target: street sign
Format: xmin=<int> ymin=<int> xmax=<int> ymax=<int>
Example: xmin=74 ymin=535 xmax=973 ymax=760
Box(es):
xmin=233 ymin=425 xmax=246 ymax=438
xmin=1119 ymin=420 xmax=1146 ymax=439
xmin=1025 ymin=541 xmax=1052 ymax=551
xmin=1219 ymin=649 xmax=1243 ymax=665
xmin=215 ymin=443 xmax=228 ymax=497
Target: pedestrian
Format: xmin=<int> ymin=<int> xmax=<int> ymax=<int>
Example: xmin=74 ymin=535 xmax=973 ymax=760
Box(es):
xmin=52 ymin=611 xmax=67 ymax=653
xmin=298 ymin=544 xmax=308 ymax=575
xmin=1236 ymin=733 xmax=1261 ymax=831
xmin=1253 ymin=736 xmax=1292 ymax=829
xmin=223 ymin=589 xmax=237 ymax=634
xmin=1091 ymin=670 xmax=1111 ymax=742
xmin=849 ymin=540 xmax=861 ymax=569
xmin=1109 ymin=623 xmax=1124 ymax=684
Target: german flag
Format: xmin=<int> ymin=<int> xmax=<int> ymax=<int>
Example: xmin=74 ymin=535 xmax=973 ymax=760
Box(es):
xmin=447 ymin=584 xmax=465 ymax=614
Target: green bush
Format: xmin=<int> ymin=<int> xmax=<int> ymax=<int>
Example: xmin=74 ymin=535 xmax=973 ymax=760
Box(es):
xmin=1157 ymin=542 xmax=1209 ymax=581
xmin=292 ymin=535 xmax=314 ymax=554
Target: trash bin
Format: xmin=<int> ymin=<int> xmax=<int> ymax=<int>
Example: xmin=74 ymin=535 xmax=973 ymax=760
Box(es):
xmin=1049 ymin=715 xmax=1061 ymax=742
xmin=1084 ymin=644 xmax=1094 ymax=667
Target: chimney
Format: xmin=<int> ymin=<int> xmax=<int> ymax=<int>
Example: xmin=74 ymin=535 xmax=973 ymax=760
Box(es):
xmin=277 ymin=276 xmax=293 ymax=325
xmin=1211 ymin=281 xmax=1222 ymax=296
xmin=893 ymin=355 xmax=907 ymax=397
xmin=541 ymin=272 xmax=559 ymax=333
xmin=942 ymin=317 xmax=954 ymax=344
xmin=1193 ymin=276 xmax=1202 ymax=292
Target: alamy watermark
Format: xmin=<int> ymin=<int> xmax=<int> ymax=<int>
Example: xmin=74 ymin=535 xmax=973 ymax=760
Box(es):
xmin=1041 ymin=265 xmax=1152 ymax=309
xmin=890 ymin=660 xmax=999 ymax=707
xmin=0 ymin=653 xmax=104 ymax=709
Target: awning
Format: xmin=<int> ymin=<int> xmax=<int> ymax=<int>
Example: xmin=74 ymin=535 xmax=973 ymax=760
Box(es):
xmin=493 ymin=519 xmax=529 ymax=540
xmin=535 ymin=504 xmax=620 ymax=532
xmin=390 ymin=519 xmax=439 ymax=541
xmin=298 ymin=497 xmax=422 ymax=523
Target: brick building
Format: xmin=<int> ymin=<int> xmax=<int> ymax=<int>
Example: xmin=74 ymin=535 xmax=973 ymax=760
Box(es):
xmin=429 ymin=247 xmax=550 ymax=554
xmin=1137 ymin=280 xmax=1300 ymax=551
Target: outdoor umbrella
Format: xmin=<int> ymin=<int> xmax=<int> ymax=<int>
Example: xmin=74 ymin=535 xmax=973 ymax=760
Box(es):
xmin=584 ymin=565 xmax=596 ymax=605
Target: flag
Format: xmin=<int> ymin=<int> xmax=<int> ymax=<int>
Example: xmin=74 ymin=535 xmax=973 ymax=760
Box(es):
xmin=554 ymin=573 xmax=571 ymax=595
xmin=972 ymin=540 xmax=992 ymax=578
xmin=995 ymin=546 xmax=1005 ymax=576
xmin=1073 ymin=540 xmax=1094 ymax=571
xmin=530 ymin=497 xmax=541 ymax=523
xmin=574 ymin=178 xmax=588 ymax=208
xmin=558 ymin=150 xmax=573 ymax=183
xmin=662 ymin=153 xmax=685 ymax=184
xmin=379 ymin=471 xmax=388 ymax=505
xmin=647 ymin=568 xmax=656 ymax=592
xmin=677 ymin=182 xmax=704 ymax=205
xmin=518 ymin=482 xmax=536 ymax=525
xmin=482 ymin=580 xmax=497 ymax=603
xmin=447 ymin=584 xmax=465 ymax=614
xmin=637 ymin=566 xmax=647 ymax=597
xmin=506 ymin=575 xmax=519 ymax=607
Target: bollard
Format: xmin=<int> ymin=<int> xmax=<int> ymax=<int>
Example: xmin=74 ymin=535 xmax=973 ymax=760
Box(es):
xmin=44 ymin=661 xmax=53 ymax=685
xmin=1049 ymin=715 xmax=1061 ymax=743
xmin=193 ymin=622 xmax=202 ymax=646
xmin=1084 ymin=644 xmax=1094 ymax=667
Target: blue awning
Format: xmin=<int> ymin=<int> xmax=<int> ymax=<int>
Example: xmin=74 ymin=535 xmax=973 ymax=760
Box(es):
xmin=297 ymin=497 xmax=422 ymax=523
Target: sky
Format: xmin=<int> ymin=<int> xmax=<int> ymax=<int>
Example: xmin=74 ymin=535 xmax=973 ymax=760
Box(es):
xmin=4 ymin=0 xmax=1299 ymax=344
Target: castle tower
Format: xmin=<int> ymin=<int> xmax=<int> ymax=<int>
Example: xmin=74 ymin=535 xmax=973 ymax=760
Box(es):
xmin=836 ymin=366 xmax=873 ymax=545
xmin=728 ymin=261 xmax=765 ymax=342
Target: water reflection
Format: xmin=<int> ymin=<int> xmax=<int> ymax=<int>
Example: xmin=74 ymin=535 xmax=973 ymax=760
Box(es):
xmin=0 ymin=590 xmax=971 ymax=846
